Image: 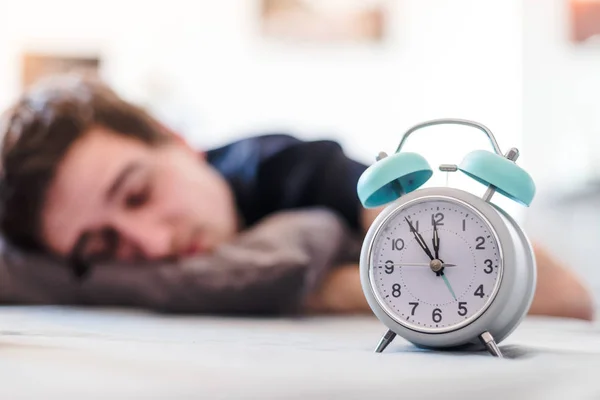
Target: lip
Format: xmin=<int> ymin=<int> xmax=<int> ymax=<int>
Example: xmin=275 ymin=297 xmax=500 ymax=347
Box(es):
xmin=181 ymin=235 xmax=205 ymax=256
xmin=183 ymin=243 xmax=201 ymax=256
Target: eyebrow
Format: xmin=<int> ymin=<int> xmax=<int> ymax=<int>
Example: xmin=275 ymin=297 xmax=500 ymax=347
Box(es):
xmin=106 ymin=162 xmax=141 ymax=202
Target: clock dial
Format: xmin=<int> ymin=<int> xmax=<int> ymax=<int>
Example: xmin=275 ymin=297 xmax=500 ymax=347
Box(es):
xmin=369 ymin=197 xmax=502 ymax=332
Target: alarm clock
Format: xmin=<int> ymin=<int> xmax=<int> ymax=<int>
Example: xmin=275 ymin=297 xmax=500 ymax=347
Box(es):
xmin=357 ymin=118 xmax=537 ymax=358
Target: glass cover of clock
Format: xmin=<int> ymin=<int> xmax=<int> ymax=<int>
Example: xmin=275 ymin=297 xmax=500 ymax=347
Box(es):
xmin=369 ymin=197 xmax=503 ymax=332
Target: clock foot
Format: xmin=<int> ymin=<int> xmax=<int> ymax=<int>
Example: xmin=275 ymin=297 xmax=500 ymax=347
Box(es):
xmin=375 ymin=329 xmax=396 ymax=353
xmin=479 ymin=331 xmax=504 ymax=358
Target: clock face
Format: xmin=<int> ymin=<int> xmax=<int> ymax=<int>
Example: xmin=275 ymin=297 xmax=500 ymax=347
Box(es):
xmin=368 ymin=196 xmax=503 ymax=333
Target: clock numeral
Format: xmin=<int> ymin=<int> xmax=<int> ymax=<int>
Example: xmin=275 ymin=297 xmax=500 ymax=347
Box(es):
xmin=458 ymin=302 xmax=468 ymax=316
xmin=432 ymin=308 xmax=442 ymax=323
xmin=475 ymin=236 xmax=485 ymax=250
xmin=431 ymin=212 xmax=444 ymax=226
xmin=392 ymin=238 xmax=404 ymax=251
xmin=462 ymin=219 xmax=466 ymax=231
xmin=392 ymin=283 xmax=402 ymax=298
xmin=409 ymin=302 xmax=419 ymax=316
xmin=384 ymin=260 xmax=394 ymax=274
xmin=483 ymin=259 xmax=494 ymax=274
xmin=474 ymin=284 xmax=485 ymax=298
xmin=407 ymin=219 xmax=419 ymax=233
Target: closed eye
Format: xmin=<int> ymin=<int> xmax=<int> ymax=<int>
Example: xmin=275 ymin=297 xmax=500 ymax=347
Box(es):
xmin=125 ymin=184 xmax=150 ymax=209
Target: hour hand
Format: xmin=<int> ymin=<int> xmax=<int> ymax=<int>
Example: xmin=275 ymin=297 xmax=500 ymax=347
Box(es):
xmin=404 ymin=217 xmax=434 ymax=260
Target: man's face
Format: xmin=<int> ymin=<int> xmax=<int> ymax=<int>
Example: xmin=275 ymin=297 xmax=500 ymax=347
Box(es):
xmin=41 ymin=126 xmax=238 ymax=263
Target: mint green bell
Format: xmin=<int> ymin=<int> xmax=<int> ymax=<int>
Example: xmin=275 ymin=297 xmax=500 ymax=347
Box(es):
xmin=357 ymin=152 xmax=433 ymax=208
xmin=458 ymin=149 xmax=536 ymax=206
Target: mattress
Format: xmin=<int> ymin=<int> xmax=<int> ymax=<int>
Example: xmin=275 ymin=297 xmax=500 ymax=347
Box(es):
xmin=0 ymin=306 xmax=598 ymax=399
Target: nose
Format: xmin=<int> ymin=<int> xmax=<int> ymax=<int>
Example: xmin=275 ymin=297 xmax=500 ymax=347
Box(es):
xmin=110 ymin=212 xmax=174 ymax=261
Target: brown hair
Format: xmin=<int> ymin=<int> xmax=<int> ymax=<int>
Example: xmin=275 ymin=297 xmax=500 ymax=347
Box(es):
xmin=0 ymin=74 xmax=169 ymax=254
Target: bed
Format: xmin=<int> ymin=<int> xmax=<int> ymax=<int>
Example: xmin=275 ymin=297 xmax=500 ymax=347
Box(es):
xmin=0 ymin=307 xmax=598 ymax=399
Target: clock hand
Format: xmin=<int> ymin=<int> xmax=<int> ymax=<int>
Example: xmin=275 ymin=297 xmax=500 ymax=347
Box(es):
xmin=404 ymin=217 xmax=435 ymax=260
xmin=431 ymin=223 xmax=449 ymax=276
xmin=441 ymin=274 xmax=457 ymax=301
xmin=432 ymin=222 xmax=440 ymax=260
xmin=378 ymin=263 xmax=457 ymax=267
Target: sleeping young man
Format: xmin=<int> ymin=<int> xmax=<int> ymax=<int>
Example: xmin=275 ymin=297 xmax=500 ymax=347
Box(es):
xmin=0 ymin=74 xmax=594 ymax=320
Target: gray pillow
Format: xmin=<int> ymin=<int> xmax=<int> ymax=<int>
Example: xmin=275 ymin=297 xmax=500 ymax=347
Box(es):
xmin=0 ymin=208 xmax=361 ymax=315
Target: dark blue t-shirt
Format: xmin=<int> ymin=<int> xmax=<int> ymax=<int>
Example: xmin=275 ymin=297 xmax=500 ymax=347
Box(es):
xmin=206 ymin=133 xmax=368 ymax=233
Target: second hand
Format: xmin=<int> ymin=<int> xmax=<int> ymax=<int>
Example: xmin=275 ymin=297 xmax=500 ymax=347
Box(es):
xmin=431 ymin=221 xmax=457 ymax=300
xmin=441 ymin=274 xmax=457 ymax=300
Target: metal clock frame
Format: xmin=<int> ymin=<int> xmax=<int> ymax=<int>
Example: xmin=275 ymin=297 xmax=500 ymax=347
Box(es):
xmin=359 ymin=187 xmax=537 ymax=357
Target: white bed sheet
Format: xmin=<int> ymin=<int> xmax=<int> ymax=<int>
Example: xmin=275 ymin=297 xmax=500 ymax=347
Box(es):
xmin=0 ymin=306 xmax=598 ymax=399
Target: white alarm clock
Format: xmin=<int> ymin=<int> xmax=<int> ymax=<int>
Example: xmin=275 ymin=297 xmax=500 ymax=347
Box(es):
xmin=357 ymin=119 xmax=537 ymax=358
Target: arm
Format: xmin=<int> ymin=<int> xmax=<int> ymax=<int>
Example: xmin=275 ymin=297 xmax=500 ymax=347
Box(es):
xmin=528 ymin=243 xmax=594 ymax=321
xmin=302 ymin=206 xmax=384 ymax=314
xmin=308 ymin=196 xmax=596 ymax=320
xmin=0 ymin=209 xmax=350 ymax=315
xmin=360 ymin=206 xmax=386 ymax=235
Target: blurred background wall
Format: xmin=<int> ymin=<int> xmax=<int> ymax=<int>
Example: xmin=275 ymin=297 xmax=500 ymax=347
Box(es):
xmin=0 ymin=0 xmax=599 ymax=305
xmin=522 ymin=0 xmax=600 ymax=308
xmin=0 ymin=0 xmax=522 ymax=165
xmin=524 ymin=0 xmax=600 ymax=188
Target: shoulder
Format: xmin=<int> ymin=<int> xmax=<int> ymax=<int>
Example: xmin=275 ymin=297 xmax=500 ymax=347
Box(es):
xmin=205 ymin=133 xmax=344 ymax=174
xmin=206 ymin=133 xmax=302 ymax=165
xmin=206 ymin=133 xmax=367 ymax=230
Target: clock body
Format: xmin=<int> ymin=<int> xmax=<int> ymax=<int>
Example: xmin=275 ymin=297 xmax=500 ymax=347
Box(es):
xmin=359 ymin=187 xmax=536 ymax=350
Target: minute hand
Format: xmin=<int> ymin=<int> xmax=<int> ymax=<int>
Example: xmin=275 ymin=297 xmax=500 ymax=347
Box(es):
xmin=404 ymin=217 xmax=435 ymax=260
xmin=433 ymin=223 xmax=440 ymax=259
